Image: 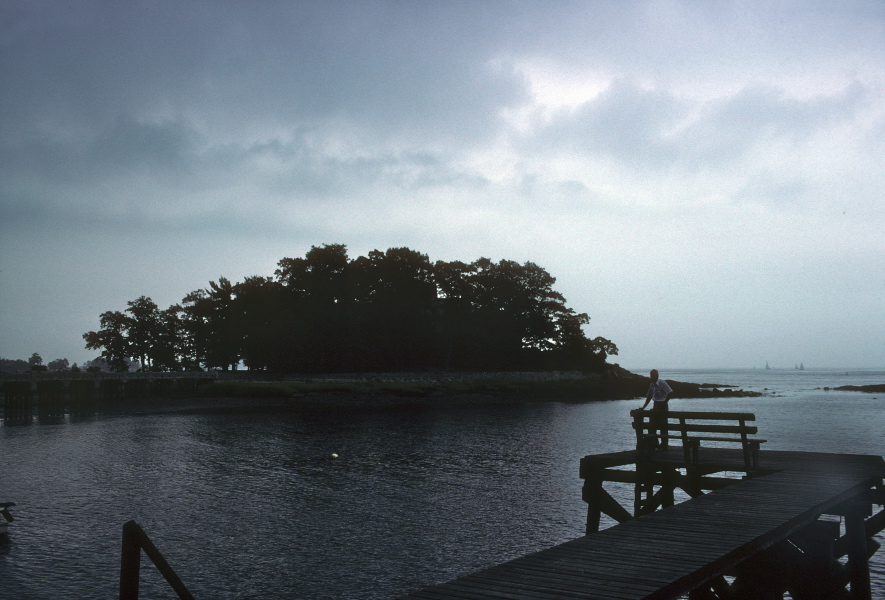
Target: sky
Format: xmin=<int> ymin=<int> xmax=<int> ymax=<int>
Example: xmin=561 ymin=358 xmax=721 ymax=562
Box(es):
xmin=1 ymin=1 xmax=883 ymax=371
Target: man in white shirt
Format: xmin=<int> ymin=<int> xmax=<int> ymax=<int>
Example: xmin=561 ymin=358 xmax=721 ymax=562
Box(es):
xmin=640 ymin=369 xmax=673 ymax=448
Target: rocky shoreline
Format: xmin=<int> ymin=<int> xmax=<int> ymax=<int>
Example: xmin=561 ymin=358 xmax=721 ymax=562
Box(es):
xmin=138 ymin=365 xmax=762 ymax=414
xmin=1 ymin=365 xmax=765 ymax=417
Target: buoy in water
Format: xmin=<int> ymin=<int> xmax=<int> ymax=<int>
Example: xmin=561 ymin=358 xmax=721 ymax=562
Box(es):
xmin=331 ymin=453 xmax=339 ymax=459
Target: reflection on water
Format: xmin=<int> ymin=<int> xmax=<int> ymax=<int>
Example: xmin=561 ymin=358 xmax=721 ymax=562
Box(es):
xmin=1 ymin=369 xmax=883 ymax=599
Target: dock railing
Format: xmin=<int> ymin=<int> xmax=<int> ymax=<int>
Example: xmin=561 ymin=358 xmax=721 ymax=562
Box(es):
xmin=119 ymin=520 xmax=195 ymax=600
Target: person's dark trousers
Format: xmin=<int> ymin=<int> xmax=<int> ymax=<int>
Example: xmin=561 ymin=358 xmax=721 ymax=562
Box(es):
xmin=651 ymin=401 xmax=669 ymax=448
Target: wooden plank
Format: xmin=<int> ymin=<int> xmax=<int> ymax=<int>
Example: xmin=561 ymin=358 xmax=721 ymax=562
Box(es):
xmin=632 ymin=410 xmax=756 ymax=420
xmin=683 ymin=436 xmax=766 ymax=443
xmin=423 ymin=558 xmax=679 ymax=600
xmin=635 ymin=423 xmax=759 ymax=435
xmin=464 ymin=566 xmax=663 ymax=594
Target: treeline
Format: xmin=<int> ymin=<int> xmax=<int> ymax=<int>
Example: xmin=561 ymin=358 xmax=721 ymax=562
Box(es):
xmin=0 ymin=354 xmax=74 ymax=373
xmin=84 ymin=244 xmax=618 ymax=373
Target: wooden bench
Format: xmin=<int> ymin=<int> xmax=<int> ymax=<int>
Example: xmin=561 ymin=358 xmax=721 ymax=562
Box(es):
xmin=630 ymin=409 xmax=766 ymax=475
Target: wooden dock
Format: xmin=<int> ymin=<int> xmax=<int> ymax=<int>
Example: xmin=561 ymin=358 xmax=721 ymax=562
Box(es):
xmin=399 ymin=448 xmax=885 ymax=600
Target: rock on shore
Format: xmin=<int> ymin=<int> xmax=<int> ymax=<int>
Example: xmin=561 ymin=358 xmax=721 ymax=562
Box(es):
xmin=830 ymin=384 xmax=885 ymax=393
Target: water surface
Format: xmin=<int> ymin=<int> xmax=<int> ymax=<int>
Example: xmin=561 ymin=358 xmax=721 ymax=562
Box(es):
xmin=1 ymin=368 xmax=883 ymax=598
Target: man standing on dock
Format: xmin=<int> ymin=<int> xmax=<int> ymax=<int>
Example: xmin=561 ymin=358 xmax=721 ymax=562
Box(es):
xmin=641 ymin=369 xmax=672 ymax=448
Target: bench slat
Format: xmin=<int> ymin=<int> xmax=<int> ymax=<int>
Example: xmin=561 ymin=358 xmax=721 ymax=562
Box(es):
xmin=633 ymin=423 xmax=758 ymax=435
xmin=642 ymin=435 xmax=766 ymax=445
xmin=664 ymin=410 xmax=755 ymax=420
xmin=683 ymin=436 xmax=766 ymax=444
xmin=630 ymin=409 xmax=756 ymax=421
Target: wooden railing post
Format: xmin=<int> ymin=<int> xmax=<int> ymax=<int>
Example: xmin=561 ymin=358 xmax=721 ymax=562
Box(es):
xmin=120 ymin=521 xmax=142 ymax=600
xmin=119 ymin=520 xmax=195 ymax=600
xmin=845 ymin=503 xmax=872 ymax=600
xmin=583 ymin=466 xmax=603 ymax=534
xmin=631 ymin=409 xmax=643 ymax=448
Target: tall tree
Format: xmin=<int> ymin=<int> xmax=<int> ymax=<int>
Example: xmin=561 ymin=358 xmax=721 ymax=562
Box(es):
xmin=352 ymin=248 xmax=437 ymax=370
xmin=234 ymin=276 xmax=289 ymax=371
xmin=433 ymin=260 xmax=476 ymax=369
xmin=84 ymin=297 xmax=187 ymax=371
xmin=153 ymin=304 xmax=187 ymax=370
xmin=83 ymin=310 xmax=132 ymax=371
xmin=276 ymin=244 xmax=351 ymax=372
xmin=201 ymin=278 xmax=241 ymax=370
xmin=125 ymin=296 xmax=161 ymax=370
xmin=180 ymin=288 xmax=217 ymax=369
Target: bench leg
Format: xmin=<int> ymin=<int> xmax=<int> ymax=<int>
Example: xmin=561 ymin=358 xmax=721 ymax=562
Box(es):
xmin=685 ymin=439 xmax=700 ymax=465
xmin=638 ymin=435 xmax=657 ymax=463
xmin=743 ymin=442 xmax=761 ymax=477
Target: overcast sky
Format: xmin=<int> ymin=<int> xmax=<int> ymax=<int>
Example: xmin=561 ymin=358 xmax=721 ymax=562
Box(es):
xmin=1 ymin=1 xmax=883 ymax=371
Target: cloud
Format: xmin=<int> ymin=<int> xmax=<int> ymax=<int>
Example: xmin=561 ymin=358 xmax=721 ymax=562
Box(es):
xmin=1 ymin=1 xmax=529 ymax=140
xmin=1 ymin=0 xmax=534 ymax=238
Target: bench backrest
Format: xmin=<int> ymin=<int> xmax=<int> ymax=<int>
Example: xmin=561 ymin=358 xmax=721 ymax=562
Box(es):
xmin=630 ymin=410 xmax=764 ymax=474
xmin=630 ymin=410 xmax=758 ymax=438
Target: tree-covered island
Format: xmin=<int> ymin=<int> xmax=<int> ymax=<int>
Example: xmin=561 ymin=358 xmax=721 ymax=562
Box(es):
xmin=74 ymin=244 xmax=765 ymax=403
xmin=84 ymin=244 xmax=619 ymax=375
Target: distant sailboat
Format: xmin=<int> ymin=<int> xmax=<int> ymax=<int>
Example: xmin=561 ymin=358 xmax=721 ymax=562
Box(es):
xmin=765 ymin=362 xmax=771 ymax=370
xmin=799 ymin=363 xmax=804 ymax=370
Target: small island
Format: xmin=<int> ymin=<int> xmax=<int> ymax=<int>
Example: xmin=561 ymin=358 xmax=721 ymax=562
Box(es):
xmin=4 ymin=245 xmax=764 ymax=411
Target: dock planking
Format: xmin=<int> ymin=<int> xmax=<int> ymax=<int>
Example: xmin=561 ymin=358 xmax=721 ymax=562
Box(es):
xmin=399 ymin=449 xmax=885 ymax=600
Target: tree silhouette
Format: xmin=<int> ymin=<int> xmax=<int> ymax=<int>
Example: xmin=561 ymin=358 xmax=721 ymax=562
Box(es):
xmin=47 ymin=358 xmax=70 ymax=371
xmin=233 ymin=276 xmax=288 ymax=371
xmin=276 ymin=243 xmax=352 ymax=372
xmin=180 ymin=278 xmax=241 ymax=370
xmin=84 ymin=244 xmax=617 ymax=373
xmin=125 ymin=296 xmax=160 ymax=370
xmin=84 ymin=310 xmax=131 ymax=371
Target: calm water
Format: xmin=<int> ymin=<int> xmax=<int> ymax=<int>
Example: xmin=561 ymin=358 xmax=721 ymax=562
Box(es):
xmin=1 ymin=368 xmax=883 ymax=599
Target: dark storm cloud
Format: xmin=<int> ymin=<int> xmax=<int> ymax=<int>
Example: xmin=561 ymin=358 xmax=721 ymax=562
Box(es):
xmin=1 ymin=1 xmax=528 ymax=138
xmin=1 ymin=0 xmax=529 ymax=231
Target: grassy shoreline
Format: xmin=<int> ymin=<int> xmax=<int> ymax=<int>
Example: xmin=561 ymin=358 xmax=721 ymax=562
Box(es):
xmin=100 ymin=375 xmax=761 ymax=416
xmin=188 ymin=372 xmax=762 ymax=405
xmin=0 ymin=368 xmax=764 ymax=416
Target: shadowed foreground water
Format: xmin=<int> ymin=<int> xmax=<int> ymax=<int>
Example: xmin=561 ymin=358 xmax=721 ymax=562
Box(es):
xmin=1 ymin=368 xmax=883 ymax=599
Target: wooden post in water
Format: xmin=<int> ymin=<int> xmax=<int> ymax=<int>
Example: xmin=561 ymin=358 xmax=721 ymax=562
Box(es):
xmin=69 ymin=379 xmax=96 ymax=415
xmin=787 ymin=520 xmax=846 ymax=600
xmin=124 ymin=379 xmax=150 ymax=400
xmin=36 ymin=380 xmax=65 ymax=417
xmin=3 ymin=381 xmax=33 ymax=420
xmin=175 ymin=378 xmax=196 ymax=395
xmin=100 ymin=379 xmax=124 ymax=402
xmin=845 ymin=502 xmax=872 ymax=600
xmin=150 ymin=378 xmax=173 ymax=397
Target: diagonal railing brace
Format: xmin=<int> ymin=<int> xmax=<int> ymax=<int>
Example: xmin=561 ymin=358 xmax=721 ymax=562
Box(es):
xmin=119 ymin=520 xmax=195 ymax=600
